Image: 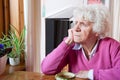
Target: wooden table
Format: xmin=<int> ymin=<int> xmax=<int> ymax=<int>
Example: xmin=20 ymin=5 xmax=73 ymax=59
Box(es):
xmin=0 ymin=71 xmax=88 ymax=80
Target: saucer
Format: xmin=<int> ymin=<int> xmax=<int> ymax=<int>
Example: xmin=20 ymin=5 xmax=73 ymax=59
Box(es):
xmin=55 ymin=72 xmax=75 ymax=80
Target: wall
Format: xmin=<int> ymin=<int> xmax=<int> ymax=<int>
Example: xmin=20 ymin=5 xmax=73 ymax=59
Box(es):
xmin=44 ymin=0 xmax=84 ymax=17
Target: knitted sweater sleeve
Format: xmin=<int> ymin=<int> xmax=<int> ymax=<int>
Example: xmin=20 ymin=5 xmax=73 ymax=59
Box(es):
xmin=94 ymin=41 xmax=120 ymax=80
xmin=41 ymin=40 xmax=73 ymax=75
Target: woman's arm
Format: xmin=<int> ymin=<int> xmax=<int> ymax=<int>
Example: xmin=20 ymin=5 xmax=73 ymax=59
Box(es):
xmin=41 ymin=40 xmax=73 ymax=75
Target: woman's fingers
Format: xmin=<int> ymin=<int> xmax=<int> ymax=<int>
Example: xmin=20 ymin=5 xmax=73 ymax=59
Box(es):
xmin=68 ymin=29 xmax=73 ymax=38
xmin=65 ymin=29 xmax=74 ymax=45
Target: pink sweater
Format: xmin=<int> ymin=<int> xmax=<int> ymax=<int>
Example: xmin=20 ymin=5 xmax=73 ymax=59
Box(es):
xmin=41 ymin=37 xmax=120 ymax=80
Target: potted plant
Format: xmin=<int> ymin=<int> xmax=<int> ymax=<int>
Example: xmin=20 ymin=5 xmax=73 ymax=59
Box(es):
xmin=0 ymin=37 xmax=12 ymax=75
xmin=7 ymin=25 xmax=25 ymax=66
xmin=0 ymin=25 xmax=25 ymax=66
xmin=0 ymin=52 xmax=7 ymax=75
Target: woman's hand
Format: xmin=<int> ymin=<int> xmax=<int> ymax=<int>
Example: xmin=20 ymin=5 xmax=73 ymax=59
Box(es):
xmin=65 ymin=29 xmax=74 ymax=45
xmin=76 ymin=70 xmax=93 ymax=80
xmin=76 ymin=70 xmax=89 ymax=79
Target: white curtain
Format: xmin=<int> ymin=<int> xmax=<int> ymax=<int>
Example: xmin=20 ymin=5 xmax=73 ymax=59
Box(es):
xmin=110 ymin=0 xmax=120 ymax=41
xmin=24 ymin=0 xmax=41 ymax=72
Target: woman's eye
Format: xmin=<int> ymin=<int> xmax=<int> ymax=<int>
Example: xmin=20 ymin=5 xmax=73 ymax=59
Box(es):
xmin=79 ymin=23 xmax=86 ymax=27
xmin=80 ymin=23 xmax=84 ymax=26
xmin=72 ymin=21 xmax=78 ymax=26
xmin=75 ymin=21 xmax=78 ymax=24
xmin=80 ymin=22 xmax=88 ymax=27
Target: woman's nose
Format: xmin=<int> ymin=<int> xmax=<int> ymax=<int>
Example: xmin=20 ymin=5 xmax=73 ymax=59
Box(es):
xmin=73 ymin=24 xmax=81 ymax=32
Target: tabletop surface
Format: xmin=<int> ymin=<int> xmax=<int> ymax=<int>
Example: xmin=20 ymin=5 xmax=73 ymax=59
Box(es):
xmin=0 ymin=71 xmax=88 ymax=80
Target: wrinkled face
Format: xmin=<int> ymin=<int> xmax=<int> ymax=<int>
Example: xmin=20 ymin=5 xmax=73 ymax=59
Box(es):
xmin=72 ymin=20 xmax=96 ymax=43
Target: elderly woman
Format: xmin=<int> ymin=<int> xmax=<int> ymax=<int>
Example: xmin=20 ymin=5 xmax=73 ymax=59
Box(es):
xmin=41 ymin=4 xmax=120 ymax=80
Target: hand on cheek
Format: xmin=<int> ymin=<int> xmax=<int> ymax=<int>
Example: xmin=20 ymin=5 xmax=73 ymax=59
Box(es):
xmin=65 ymin=29 xmax=74 ymax=45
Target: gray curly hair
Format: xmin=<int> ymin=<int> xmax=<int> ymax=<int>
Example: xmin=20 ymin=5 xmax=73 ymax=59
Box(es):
xmin=73 ymin=4 xmax=111 ymax=37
